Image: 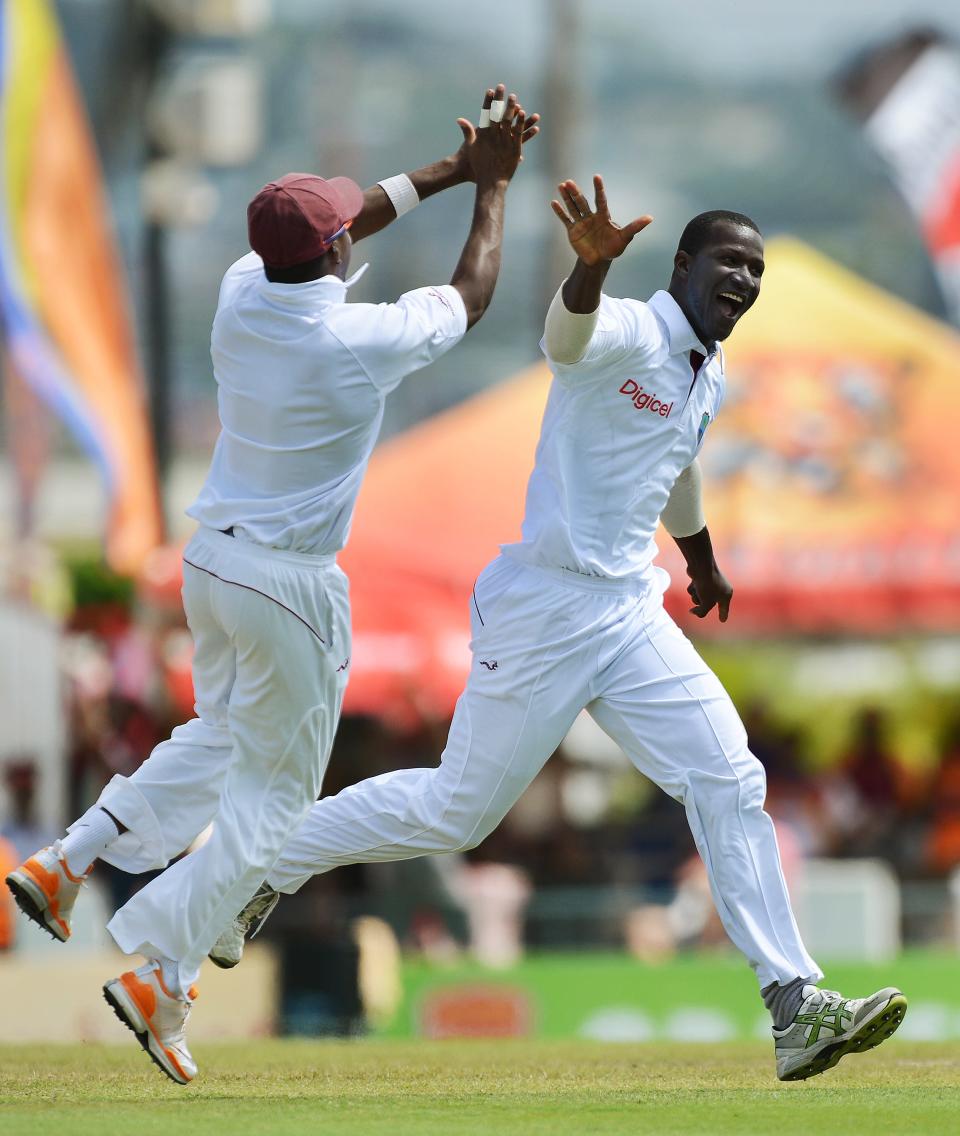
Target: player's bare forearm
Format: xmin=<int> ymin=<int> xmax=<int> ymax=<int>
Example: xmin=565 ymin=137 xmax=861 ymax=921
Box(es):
xmin=448 ymin=89 xmax=524 ymax=328
xmin=562 ymin=258 xmax=612 ymax=314
xmin=673 ymin=525 xmax=733 ymax=622
xmin=450 ymin=182 xmax=507 ymax=329
xmin=351 ymin=155 xmax=465 ymax=242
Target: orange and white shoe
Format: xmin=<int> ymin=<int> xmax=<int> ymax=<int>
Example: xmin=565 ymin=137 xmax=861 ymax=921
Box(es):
xmin=103 ymin=961 xmax=198 ymax=1085
xmin=4 ymin=842 xmax=89 ymax=942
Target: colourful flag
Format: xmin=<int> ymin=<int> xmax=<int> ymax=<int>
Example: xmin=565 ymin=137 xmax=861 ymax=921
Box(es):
xmin=0 ymin=0 xmax=163 ymax=572
xmin=837 ymin=29 xmax=960 ymax=326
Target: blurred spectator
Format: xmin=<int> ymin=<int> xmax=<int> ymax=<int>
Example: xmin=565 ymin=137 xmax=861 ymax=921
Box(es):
xmin=923 ymin=713 xmax=960 ymax=876
xmin=743 ymin=699 xmax=807 ymax=793
xmin=455 ymin=861 xmax=531 ymax=969
xmin=763 ymin=726 xmax=832 ymax=860
xmin=822 ymin=706 xmax=904 ymax=860
xmin=0 ymin=835 xmax=18 ymax=950
xmin=626 ymin=795 xmax=806 ymax=963
xmin=1 ymin=759 xmax=57 ymax=861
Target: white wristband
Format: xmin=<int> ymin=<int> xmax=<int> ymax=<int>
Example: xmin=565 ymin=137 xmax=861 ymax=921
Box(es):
xmin=661 ymin=460 xmax=706 ymax=538
xmin=377 ymin=173 xmax=419 ymax=218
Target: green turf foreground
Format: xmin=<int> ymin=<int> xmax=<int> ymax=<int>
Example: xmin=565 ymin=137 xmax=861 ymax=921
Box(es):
xmin=2 ymin=1039 xmax=958 ymax=1136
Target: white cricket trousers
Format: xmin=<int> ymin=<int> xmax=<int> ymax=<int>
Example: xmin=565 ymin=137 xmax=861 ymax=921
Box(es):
xmin=268 ymin=554 xmax=821 ymax=990
xmin=92 ymin=527 xmax=350 ymax=986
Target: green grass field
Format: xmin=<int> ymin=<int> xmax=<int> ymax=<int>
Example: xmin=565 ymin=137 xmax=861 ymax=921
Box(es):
xmin=2 ymin=1040 xmax=959 ymax=1135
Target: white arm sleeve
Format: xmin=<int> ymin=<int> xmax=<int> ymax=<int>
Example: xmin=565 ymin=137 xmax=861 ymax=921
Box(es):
xmin=660 ymin=459 xmax=706 ymax=538
xmin=543 ymin=282 xmax=599 ymax=364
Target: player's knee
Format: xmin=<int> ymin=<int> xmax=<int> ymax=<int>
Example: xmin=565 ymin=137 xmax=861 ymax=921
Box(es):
xmin=688 ymin=752 xmax=767 ymax=816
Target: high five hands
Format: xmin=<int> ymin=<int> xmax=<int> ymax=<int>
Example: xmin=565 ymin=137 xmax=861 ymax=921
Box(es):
xmin=552 ymin=175 xmax=653 ymax=265
xmin=455 ymin=84 xmax=541 ymax=184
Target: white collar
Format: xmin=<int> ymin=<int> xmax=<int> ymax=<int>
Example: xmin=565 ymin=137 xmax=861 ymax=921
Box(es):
xmin=258 ymin=262 xmax=369 ymax=305
xmin=648 ymin=289 xmax=713 ymax=357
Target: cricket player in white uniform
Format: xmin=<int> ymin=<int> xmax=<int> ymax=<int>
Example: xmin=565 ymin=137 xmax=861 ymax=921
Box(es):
xmin=6 ymin=84 xmax=538 ymax=1084
xmin=213 ymin=177 xmax=907 ymax=1081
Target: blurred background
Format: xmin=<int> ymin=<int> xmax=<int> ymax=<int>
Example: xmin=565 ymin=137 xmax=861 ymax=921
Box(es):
xmin=2 ymin=0 xmax=960 ymax=1045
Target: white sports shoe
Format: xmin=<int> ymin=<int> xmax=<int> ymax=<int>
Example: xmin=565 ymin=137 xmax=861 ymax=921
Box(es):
xmin=5 ymin=842 xmax=89 ymax=942
xmin=774 ymin=984 xmax=907 ymax=1081
xmin=208 ymin=883 xmax=279 ymax=969
xmin=103 ymin=960 xmax=198 ymax=1085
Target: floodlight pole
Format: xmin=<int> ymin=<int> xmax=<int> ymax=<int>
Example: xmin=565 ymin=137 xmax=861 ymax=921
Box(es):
xmin=138 ymin=5 xmax=175 ymax=506
xmin=540 ymin=0 xmax=580 ymax=315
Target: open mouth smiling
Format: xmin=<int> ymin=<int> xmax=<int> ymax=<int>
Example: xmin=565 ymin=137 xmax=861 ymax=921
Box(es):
xmin=716 ymin=290 xmax=747 ymax=319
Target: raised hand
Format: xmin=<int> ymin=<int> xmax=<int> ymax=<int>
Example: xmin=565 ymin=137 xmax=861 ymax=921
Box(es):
xmin=455 ymin=84 xmax=540 ymax=183
xmin=551 ymin=175 xmax=652 ymax=265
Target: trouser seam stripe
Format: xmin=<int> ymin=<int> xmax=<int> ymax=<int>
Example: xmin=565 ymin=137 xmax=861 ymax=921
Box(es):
xmin=183 ymin=558 xmax=326 ymax=644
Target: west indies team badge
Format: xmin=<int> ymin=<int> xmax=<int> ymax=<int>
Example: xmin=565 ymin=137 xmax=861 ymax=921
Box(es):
xmin=697 ymin=411 xmax=711 ymax=446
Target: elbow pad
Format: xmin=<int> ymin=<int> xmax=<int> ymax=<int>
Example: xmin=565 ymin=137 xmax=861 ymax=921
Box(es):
xmin=543 ymin=283 xmax=599 ymax=364
xmin=661 ymin=460 xmax=706 ymax=538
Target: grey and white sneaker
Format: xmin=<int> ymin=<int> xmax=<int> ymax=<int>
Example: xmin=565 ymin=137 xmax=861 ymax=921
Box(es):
xmin=774 ymin=984 xmax=907 ymax=1081
xmin=208 ymin=883 xmax=279 ymax=969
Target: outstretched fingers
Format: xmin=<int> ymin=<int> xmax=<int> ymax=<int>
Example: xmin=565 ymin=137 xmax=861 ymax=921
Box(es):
xmin=622 ymin=214 xmax=649 ymax=237
xmin=622 ymin=214 xmax=655 ymax=238
xmin=592 ymin=174 xmax=609 ymax=218
xmin=512 ymin=111 xmax=526 ymax=147
xmin=552 ymin=180 xmax=590 ymax=228
xmin=521 ymin=112 xmax=541 ymax=144
xmin=496 ymin=91 xmax=518 ymax=124
xmin=550 ymin=198 xmax=575 ymax=229
xmin=557 ymin=179 xmax=589 ymax=220
xmin=479 ymin=83 xmax=505 ymax=129
xmin=456 ymin=117 xmax=476 ymax=145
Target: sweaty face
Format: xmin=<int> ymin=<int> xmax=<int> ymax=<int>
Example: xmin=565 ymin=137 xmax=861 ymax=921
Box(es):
xmin=673 ymin=222 xmax=764 ymax=344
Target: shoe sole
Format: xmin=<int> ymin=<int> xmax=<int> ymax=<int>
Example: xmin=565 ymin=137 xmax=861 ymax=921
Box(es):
xmin=207 ymin=951 xmax=238 ymax=970
xmin=207 ymin=892 xmax=278 ymax=970
xmin=779 ymin=993 xmax=908 ymax=1082
xmin=5 ymin=870 xmax=68 ymax=943
xmin=102 ymin=980 xmax=192 ymax=1085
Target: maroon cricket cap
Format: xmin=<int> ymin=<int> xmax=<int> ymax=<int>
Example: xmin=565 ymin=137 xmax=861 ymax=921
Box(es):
xmin=247 ymin=173 xmax=364 ymax=269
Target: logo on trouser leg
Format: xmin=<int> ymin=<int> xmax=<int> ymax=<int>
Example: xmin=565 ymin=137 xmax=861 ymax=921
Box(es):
xmin=479 ymin=660 xmax=499 ymax=670
xmin=336 ymin=657 xmax=350 ymax=672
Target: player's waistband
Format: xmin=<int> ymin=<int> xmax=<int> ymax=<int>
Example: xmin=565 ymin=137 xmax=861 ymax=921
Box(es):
xmin=194 ymin=525 xmax=338 ymax=568
xmin=502 ymin=550 xmax=658 ymax=596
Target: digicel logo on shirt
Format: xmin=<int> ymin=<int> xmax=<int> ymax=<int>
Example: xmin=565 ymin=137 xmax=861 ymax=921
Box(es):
xmin=618 ymin=379 xmax=674 ymax=418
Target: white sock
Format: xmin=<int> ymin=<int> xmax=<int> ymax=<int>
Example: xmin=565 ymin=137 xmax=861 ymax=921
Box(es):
xmin=157 ymin=955 xmax=199 ymax=1001
xmin=59 ymin=807 xmax=121 ymax=875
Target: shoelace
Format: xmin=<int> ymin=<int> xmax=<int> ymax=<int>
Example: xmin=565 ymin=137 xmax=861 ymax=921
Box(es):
xmin=239 ymin=887 xmax=278 ymax=934
xmin=169 ymin=1001 xmax=192 ymax=1047
xmin=809 ymin=988 xmax=844 ymax=1009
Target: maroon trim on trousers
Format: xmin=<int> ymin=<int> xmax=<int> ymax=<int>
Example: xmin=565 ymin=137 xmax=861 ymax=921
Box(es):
xmin=183 ymin=557 xmax=326 ymax=645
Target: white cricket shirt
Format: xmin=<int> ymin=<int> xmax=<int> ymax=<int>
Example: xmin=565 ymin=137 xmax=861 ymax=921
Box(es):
xmin=503 ymin=289 xmax=725 ymax=581
xmin=188 ymin=253 xmax=467 ymax=555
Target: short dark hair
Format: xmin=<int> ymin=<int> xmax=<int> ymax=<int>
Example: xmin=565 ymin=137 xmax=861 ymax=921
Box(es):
xmin=264 ymin=250 xmax=332 ymax=283
xmin=677 ymin=210 xmax=761 ymax=257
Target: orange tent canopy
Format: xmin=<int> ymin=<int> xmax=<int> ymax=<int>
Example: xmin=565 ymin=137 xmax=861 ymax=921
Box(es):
xmin=340 ymin=363 xmax=545 ymax=723
xmin=144 ymin=239 xmax=960 ymax=723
